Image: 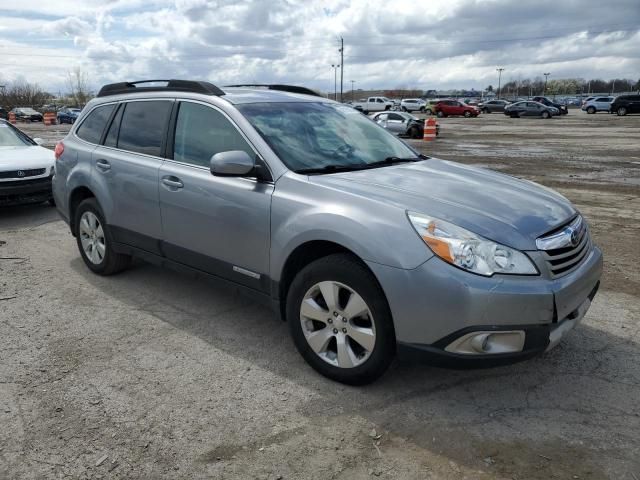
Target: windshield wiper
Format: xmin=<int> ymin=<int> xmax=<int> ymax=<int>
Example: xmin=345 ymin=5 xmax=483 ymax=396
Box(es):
xmin=363 ymin=156 xmax=422 ymax=169
xmin=295 ymin=164 xmax=365 ymax=175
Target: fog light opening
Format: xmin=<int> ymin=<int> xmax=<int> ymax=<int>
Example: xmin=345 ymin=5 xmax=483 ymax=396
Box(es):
xmin=445 ymin=330 xmax=526 ymax=355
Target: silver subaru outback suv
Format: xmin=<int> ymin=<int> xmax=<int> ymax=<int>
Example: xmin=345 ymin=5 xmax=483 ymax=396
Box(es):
xmin=52 ymin=80 xmax=602 ymax=385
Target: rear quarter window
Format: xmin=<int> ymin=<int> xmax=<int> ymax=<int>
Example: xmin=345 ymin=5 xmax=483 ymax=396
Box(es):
xmin=76 ymin=104 xmax=116 ymax=144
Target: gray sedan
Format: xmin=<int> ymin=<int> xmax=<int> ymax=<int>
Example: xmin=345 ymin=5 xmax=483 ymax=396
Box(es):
xmin=504 ymin=101 xmax=558 ymax=118
xmin=478 ymin=99 xmax=510 ymax=113
xmin=371 ymin=111 xmax=425 ymax=138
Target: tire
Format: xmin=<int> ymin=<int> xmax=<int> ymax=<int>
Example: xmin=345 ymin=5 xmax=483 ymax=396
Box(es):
xmin=464 ymin=111 xmax=472 ymax=118
xmin=419 ymin=107 xmax=425 ymax=113
xmin=74 ymin=198 xmax=131 ymax=275
xmin=363 ymin=110 xmax=369 ymax=115
xmin=436 ymin=111 xmax=444 ymax=118
xmin=409 ymin=126 xmax=421 ymax=139
xmin=617 ymin=107 xmax=627 ymax=116
xmin=425 ymin=108 xmax=432 ymax=115
xmin=287 ymin=254 xmax=396 ymax=385
xmin=510 ymin=112 xmax=519 ymax=118
xmin=482 ymin=108 xmax=489 ymax=114
xmin=401 ymin=106 xmax=407 ymax=112
xmin=542 ymin=111 xmax=550 ymax=119
xmin=587 ymin=106 xmax=596 ymax=114
xmin=384 ymin=105 xmax=391 ymax=111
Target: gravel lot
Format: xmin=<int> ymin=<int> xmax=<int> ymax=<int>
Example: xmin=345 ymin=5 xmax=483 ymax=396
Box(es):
xmin=1 ymin=111 xmax=639 ymax=479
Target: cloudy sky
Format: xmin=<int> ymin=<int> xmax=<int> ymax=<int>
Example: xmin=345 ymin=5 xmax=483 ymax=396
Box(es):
xmin=0 ymin=0 xmax=638 ymax=94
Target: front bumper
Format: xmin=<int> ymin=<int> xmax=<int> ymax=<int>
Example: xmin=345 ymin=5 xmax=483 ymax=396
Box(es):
xmin=367 ymin=245 xmax=603 ymax=365
xmin=0 ymin=176 xmax=53 ymax=206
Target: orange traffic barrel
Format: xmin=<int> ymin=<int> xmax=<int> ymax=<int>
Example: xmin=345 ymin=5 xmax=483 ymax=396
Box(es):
xmin=423 ymin=117 xmax=437 ymax=141
xmin=43 ymin=112 xmax=57 ymax=126
xmin=8 ymin=112 xmax=16 ymax=124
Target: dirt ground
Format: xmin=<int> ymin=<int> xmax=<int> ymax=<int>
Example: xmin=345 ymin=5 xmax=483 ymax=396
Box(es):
xmin=1 ymin=111 xmax=639 ymax=479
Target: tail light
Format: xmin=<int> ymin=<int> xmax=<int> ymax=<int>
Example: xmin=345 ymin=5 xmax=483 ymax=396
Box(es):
xmin=54 ymin=142 xmax=64 ymax=160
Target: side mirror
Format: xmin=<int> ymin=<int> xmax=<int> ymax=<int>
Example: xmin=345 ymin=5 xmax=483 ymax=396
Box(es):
xmin=210 ymin=150 xmax=255 ymax=177
xmin=33 ymin=138 xmax=44 ymax=146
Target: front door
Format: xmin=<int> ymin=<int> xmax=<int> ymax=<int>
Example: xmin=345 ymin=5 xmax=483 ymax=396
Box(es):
xmin=158 ymin=100 xmax=273 ymax=292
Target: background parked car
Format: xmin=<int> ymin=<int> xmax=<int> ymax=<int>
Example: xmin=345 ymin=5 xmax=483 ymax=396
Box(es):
xmin=434 ymin=100 xmax=480 ymax=118
xmin=57 ymin=107 xmax=82 ymax=124
xmin=609 ymin=95 xmax=640 ymax=116
xmin=504 ymin=101 xmax=557 ymax=118
xmin=400 ymin=98 xmax=426 ymax=113
xmin=371 ymin=111 xmax=439 ymax=138
xmin=0 ymin=119 xmax=55 ymax=206
xmin=531 ymin=96 xmax=568 ymax=115
xmin=581 ymin=96 xmax=613 ymax=114
xmin=351 ymin=96 xmax=394 ymax=114
xmin=477 ymin=99 xmax=510 ymax=113
xmin=10 ymin=107 xmax=43 ymax=122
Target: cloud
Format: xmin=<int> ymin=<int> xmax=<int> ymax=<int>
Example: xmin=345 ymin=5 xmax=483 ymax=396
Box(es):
xmin=0 ymin=0 xmax=638 ymax=94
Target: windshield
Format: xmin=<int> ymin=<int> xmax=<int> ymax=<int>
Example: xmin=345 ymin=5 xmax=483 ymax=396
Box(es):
xmin=0 ymin=124 xmax=34 ymax=147
xmin=237 ymin=102 xmax=419 ymax=173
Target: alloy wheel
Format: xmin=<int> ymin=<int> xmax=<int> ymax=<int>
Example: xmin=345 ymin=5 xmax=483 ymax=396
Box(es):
xmin=299 ymin=281 xmax=376 ymax=369
xmin=79 ymin=211 xmax=106 ymax=265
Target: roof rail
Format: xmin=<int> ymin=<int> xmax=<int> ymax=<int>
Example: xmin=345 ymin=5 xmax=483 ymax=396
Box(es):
xmin=97 ymin=80 xmax=225 ymax=97
xmin=224 ymin=84 xmax=322 ymax=97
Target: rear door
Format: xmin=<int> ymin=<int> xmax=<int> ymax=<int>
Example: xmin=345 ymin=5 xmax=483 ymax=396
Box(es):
xmin=630 ymin=95 xmax=640 ymax=113
xmin=91 ymin=99 xmax=173 ymax=253
xmin=158 ymin=100 xmax=273 ymax=291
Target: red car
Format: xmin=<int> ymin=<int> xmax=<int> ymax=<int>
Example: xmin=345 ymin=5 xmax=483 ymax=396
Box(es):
xmin=434 ymin=100 xmax=480 ymax=118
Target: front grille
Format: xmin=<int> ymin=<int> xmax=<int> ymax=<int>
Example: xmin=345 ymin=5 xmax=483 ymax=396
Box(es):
xmin=538 ymin=216 xmax=591 ymax=278
xmin=0 ymin=168 xmax=46 ymax=179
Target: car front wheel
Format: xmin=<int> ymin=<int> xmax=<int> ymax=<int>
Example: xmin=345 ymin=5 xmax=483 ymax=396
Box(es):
xmin=75 ymin=198 xmax=131 ymax=275
xmin=617 ymin=107 xmax=627 ymax=116
xmin=464 ymin=111 xmax=472 ymax=118
xmin=287 ymin=254 xmax=395 ymax=385
xmin=587 ymin=106 xmax=596 ymax=114
xmin=542 ymin=111 xmax=551 ymax=119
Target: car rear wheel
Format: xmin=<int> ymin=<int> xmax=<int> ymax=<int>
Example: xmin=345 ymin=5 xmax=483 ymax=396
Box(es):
xmin=75 ymin=198 xmax=131 ymax=275
xmin=401 ymin=106 xmax=407 ymax=112
xmin=287 ymin=254 xmax=395 ymax=385
xmin=436 ymin=111 xmax=444 ymax=118
xmin=587 ymin=106 xmax=596 ymax=114
xmin=542 ymin=111 xmax=551 ymax=119
xmin=509 ymin=112 xmax=519 ymax=118
xmin=419 ymin=107 xmax=425 ymax=113
xmin=425 ymin=108 xmax=432 ymax=115
xmin=617 ymin=107 xmax=627 ymax=116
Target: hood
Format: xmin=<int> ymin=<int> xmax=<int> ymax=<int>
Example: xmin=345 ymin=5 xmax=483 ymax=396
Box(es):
xmin=310 ymin=159 xmax=575 ymax=250
xmin=0 ymin=145 xmax=55 ymax=170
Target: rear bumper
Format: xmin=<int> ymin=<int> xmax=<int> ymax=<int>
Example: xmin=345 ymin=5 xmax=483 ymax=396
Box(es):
xmin=0 ymin=176 xmax=53 ymax=205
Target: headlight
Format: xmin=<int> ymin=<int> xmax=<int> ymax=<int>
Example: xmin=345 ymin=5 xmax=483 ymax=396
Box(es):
xmin=407 ymin=212 xmax=538 ymax=276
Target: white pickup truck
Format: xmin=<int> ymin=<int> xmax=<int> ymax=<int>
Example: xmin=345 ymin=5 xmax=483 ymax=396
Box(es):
xmin=351 ymin=96 xmax=395 ymax=114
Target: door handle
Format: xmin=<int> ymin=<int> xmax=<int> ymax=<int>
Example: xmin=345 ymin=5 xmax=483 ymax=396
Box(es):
xmin=95 ymin=159 xmax=111 ymax=172
xmin=161 ymin=176 xmax=184 ymax=189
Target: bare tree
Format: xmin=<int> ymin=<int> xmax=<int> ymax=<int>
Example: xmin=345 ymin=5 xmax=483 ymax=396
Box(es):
xmin=67 ymin=67 xmax=92 ymax=107
xmin=0 ymin=81 xmax=51 ymax=109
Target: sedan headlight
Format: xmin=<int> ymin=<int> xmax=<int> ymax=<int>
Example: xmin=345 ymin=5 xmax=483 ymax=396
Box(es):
xmin=407 ymin=212 xmax=538 ymax=276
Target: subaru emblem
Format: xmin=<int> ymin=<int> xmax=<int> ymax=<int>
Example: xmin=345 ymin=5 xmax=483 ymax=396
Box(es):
xmin=17 ymin=170 xmax=25 ymax=177
xmin=569 ymin=227 xmax=579 ymax=247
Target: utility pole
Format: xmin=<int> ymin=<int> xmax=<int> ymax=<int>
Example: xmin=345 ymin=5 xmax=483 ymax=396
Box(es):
xmin=611 ymin=79 xmax=616 ymax=95
xmin=331 ymin=64 xmax=340 ymax=100
xmin=496 ymin=67 xmax=504 ymax=99
xmin=543 ymin=72 xmax=550 ymax=94
xmin=339 ymin=37 xmax=344 ymax=103
xmin=350 ymin=80 xmax=355 ymax=102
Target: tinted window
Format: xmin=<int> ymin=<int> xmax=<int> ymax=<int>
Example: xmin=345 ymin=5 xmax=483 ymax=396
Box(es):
xmin=173 ymin=102 xmax=253 ymax=167
xmin=104 ymin=104 xmax=123 ymax=148
xmin=76 ymin=104 xmax=115 ymax=144
xmin=388 ymin=113 xmax=403 ymax=121
xmin=118 ymin=101 xmax=172 ymax=156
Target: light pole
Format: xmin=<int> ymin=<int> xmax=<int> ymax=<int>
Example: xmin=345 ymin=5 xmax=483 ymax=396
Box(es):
xmin=331 ymin=64 xmax=340 ymax=100
xmin=350 ymin=80 xmax=355 ymax=102
xmin=496 ymin=67 xmax=504 ymax=99
xmin=611 ymin=79 xmax=616 ymax=95
xmin=543 ymin=72 xmax=550 ymax=94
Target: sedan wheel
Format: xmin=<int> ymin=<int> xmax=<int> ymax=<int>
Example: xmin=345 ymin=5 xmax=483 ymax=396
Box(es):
xmin=542 ymin=111 xmax=551 ymax=119
xmin=464 ymin=111 xmax=472 ymax=118
xmin=587 ymin=106 xmax=596 ymax=114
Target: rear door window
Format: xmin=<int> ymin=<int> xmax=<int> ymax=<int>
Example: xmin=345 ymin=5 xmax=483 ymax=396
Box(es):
xmin=117 ymin=101 xmax=173 ymax=156
xmin=76 ymin=104 xmax=116 ymax=144
xmin=104 ymin=104 xmax=124 ymax=148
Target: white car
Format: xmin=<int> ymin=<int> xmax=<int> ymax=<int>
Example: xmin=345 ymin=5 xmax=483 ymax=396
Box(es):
xmin=0 ymin=120 xmax=55 ymax=206
xmin=400 ymin=98 xmax=426 ymax=113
